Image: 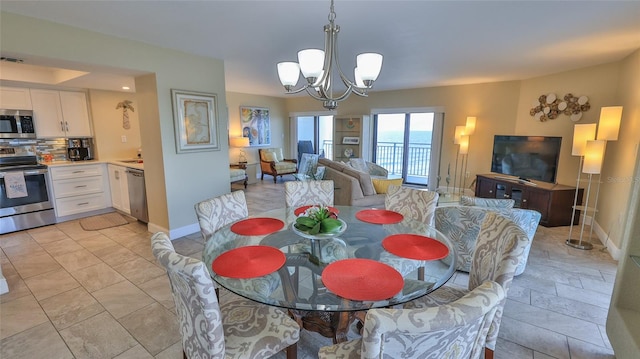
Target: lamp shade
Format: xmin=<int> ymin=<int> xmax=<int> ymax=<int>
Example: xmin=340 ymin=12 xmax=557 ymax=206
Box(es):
xmin=298 ymin=49 xmax=325 ymax=79
xmin=596 ymin=106 xmax=623 ymax=141
xmin=583 ymin=140 xmax=606 ymax=174
xmin=230 ymin=137 xmax=250 ymax=148
xmin=571 ymin=123 xmax=597 ymax=156
xmin=465 ymin=116 xmax=476 ymax=135
xmin=459 ymin=135 xmax=470 ymax=155
xmin=356 ymin=53 xmax=383 ymax=82
xmin=454 ymin=126 xmax=466 ymax=144
xmin=277 ymin=62 xmax=300 ymax=87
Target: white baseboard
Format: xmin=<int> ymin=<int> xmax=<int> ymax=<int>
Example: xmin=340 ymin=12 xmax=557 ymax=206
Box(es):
xmin=147 ymin=221 xmax=200 ymax=240
xmin=592 ymin=219 xmax=622 ymax=260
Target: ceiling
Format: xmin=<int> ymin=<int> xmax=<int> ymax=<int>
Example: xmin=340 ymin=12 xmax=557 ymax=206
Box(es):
xmin=1 ymin=0 xmax=640 ymax=96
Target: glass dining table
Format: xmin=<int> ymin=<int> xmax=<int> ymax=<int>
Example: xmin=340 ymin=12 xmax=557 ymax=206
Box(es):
xmin=202 ymin=205 xmax=457 ymax=343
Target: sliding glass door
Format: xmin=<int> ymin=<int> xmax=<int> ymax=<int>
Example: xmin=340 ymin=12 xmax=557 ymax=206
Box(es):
xmin=295 ymin=115 xmax=333 ymax=160
xmin=373 ymin=111 xmax=442 ymax=187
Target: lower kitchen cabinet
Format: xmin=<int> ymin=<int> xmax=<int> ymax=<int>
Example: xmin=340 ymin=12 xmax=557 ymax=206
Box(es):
xmin=107 ymin=164 xmax=130 ymax=214
xmin=50 ymin=164 xmax=110 ymax=218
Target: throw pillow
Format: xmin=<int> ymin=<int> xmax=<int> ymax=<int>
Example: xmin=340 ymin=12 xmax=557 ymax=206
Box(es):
xmin=263 ymin=151 xmax=278 ymax=163
xmin=349 ymin=158 xmax=369 ymax=173
xmin=372 ymin=178 xmax=403 ymax=194
xmin=273 ymin=148 xmax=285 ymax=162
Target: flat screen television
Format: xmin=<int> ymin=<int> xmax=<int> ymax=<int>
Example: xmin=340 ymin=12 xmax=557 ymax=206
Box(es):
xmin=490 ymin=135 xmax=562 ymax=184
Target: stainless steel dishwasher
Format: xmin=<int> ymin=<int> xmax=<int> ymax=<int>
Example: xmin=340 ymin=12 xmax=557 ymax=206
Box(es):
xmin=126 ymin=168 xmax=149 ymax=223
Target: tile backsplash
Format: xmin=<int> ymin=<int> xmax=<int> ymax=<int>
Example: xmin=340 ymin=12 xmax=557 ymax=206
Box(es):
xmin=0 ymin=138 xmax=78 ymax=161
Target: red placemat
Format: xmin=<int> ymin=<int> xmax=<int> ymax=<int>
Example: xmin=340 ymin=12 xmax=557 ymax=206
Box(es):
xmin=355 ymin=209 xmax=404 ymax=224
xmin=382 ymin=234 xmax=450 ymax=260
xmin=230 ymin=218 xmax=284 ymax=236
xmin=212 ymin=246 xmax=286 ymax=279
xmin=321 ymin=259 xmax=404 ymax=301
xmin=294 ymin=205 xmax=340 ymax=216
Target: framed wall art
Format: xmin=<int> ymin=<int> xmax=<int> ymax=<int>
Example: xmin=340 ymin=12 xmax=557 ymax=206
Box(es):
xmin=171 ymin=89 xmax=219 ymax=153
xmin=240 ymin=106 xmax=271 ymax=146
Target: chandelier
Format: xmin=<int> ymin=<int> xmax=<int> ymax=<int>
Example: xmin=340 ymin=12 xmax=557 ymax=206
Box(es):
xmin=276 ymin=0 xmax=383 ymax=110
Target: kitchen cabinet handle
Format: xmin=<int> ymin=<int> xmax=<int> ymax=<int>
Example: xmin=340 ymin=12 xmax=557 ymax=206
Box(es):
xmin=75 ymin=185 xmax=87 ymax=188
xmin=60 ymin=121 xmax=65 ymax=132
xmin=65 ymin=121 xmax=69 ymax=131
xmin=72 ymin=170 xmax=85 ymax=174
xmin=77 ymin=202 xmax=89 ymax=206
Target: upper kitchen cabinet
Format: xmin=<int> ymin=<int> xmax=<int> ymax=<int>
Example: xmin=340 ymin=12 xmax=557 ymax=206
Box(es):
xmin=0 ymin=86 xmax=33 ymax=110
xmin=30 ymin=89 xmax=92 ymax=138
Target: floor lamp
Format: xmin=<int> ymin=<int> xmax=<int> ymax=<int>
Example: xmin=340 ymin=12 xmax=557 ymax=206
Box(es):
xmin=452 ymin=125 xmax=466 ymax=196
xmin=459 ymin=134 xmax=469 ymax=196
xmin=566 ymin=123 xmax=596 ymax=248
xmin=461 ymin=116 xmax=475 ymax=196
xmin=567 ymin=139 xmax=606 ymax=250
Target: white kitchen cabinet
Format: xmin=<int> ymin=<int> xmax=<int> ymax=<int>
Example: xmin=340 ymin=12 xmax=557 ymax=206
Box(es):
xmin=30 ymin=89 xmax=92 ymax=138
xmin=0 ymin=86 xmax=32 ymax=109
xmin=108 ymin=164 xmax=131 ymax=214
xmin=50 ymin=164 xmax=109 ymax=217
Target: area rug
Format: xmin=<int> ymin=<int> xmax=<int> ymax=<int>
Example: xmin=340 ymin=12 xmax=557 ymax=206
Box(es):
xmin=80 ymin=212 xmax=129 ymax=231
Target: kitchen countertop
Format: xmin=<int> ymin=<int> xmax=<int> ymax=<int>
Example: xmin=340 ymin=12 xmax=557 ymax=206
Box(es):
xmin=42 ymin=159 xmax=144 ymax=170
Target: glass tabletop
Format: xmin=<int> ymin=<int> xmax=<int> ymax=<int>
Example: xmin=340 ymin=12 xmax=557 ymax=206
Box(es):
xmin=202 ymin=206 xmax=457 ymax=312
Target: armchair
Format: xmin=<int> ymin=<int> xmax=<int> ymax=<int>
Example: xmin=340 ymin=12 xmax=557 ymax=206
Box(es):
xmin=259 ymin=148 xmax=297 ymax=183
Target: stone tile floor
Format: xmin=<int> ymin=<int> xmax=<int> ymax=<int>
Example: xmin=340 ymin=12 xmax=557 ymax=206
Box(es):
xmin=0 ymin=178 xmax=618 ymax=358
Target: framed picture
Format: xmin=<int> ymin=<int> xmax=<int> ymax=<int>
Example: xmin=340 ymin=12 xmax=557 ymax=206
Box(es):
xmin=240 ymin=106 xmax=270 ymax=146
xmin=342 ymin=136 xmax=360 ymax=144
xmin=171 ymin=89 xmax=219 ymax=153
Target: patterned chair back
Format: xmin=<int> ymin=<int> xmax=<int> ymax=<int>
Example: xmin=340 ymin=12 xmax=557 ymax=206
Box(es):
xmin=284 ymin=180 xmax=334 ymax=207
xmin=151 ymin=232 xmax=226 ymax=358
xmin=385 ymin=185 xmax=439 ymax=225
xmin=460 ymin=195 xmax=515 ymax=208
xmin=194 ymin=191 xmax=249 ymax=238
xmin=435 ymin=206 xmax=489 ymax=272
xmin=328 ymin=281 xmax=506 ymax=359
xmin=468 ymin=211 xmax=530 ymax=351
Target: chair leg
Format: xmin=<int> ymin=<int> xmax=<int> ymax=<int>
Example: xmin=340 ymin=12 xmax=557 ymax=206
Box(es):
xmin=286 ymin=343 xmax=297 ymax=359
xmin=183 ymin=350 xmax=187 ymax=359
xmin=273 ymin=175 xmax=277 ymax=183
xmin=485 ymin=347 xmax=494 ymax=359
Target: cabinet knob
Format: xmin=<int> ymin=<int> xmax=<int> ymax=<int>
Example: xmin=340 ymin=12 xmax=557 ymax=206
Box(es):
xmin=523 ymin=199 xmax=527 ymax=203
xmin=504 ymin=194 xmax=510 ymax=198
xmin=489 ymin=190 xmax=493 ymax=193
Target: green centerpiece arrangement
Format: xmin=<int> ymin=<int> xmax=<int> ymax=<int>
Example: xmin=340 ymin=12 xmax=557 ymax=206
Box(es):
xmin=293 ymin=206 xmax=346 ymax=238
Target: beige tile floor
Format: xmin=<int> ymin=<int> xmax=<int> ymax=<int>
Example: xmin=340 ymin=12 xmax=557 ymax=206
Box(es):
xmin=0 ymin=178 xmax=618 ymax=358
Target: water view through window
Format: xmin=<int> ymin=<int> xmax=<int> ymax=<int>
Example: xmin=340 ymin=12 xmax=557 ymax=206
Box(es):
xmin=374 ymin=113 xmax=434 ymax=185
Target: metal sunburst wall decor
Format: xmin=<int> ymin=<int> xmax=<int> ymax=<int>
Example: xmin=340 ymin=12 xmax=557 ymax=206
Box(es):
xmin=530 ymin=93 xmax=590 ymax=122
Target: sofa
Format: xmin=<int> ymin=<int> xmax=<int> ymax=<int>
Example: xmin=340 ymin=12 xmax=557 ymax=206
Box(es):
xmin=318 ymin=158 xmax=388 ymax=207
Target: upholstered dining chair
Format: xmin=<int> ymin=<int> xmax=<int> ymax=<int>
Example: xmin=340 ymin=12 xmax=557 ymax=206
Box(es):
xmin=151 ymin=232 xmax=300 ymax=359
xmin=194 ymin=191 xmax=280 ymax=298
xmin=459 ymin=195 xmax=515 ymax=208
xmin=461 ymin=195 xmax=541 ymax=275
xmin=195 ymin=190 xmax=249 ymax=239
xmin=406 ymin=211 xmax=530 ymax=359
xmin=318 ymin=280 xmax=505 ymax=359
xmin=380 ymin=184 xmax=439 ymax=280
xmin=284 ymin=180 xmax=334 ymax=208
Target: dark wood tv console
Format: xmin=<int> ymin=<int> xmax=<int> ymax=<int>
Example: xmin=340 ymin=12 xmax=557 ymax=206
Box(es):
xmin=475 ymin=174 xmax=583 ymax=227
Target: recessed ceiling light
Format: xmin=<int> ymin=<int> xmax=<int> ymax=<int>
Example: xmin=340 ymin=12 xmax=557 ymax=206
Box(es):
xmin=122 ymin=86 xmax=130 ymax=90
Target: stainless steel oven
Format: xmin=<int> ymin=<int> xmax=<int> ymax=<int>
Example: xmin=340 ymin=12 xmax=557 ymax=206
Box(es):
xmin=0 ymin=149 xmax=56 ymax=234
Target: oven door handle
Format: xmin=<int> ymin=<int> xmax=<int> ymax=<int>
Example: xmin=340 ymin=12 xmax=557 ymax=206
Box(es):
xmin=0 ymin=169 xmax=48 ymax=178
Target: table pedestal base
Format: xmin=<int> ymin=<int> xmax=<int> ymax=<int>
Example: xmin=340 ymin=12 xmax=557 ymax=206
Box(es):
xmin=289 ymin=310 xmax=366 ymax=344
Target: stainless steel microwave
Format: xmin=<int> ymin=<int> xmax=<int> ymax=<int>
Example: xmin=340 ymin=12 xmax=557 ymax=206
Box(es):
xmin=0 ymin=109 xmax=36 ymax=139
